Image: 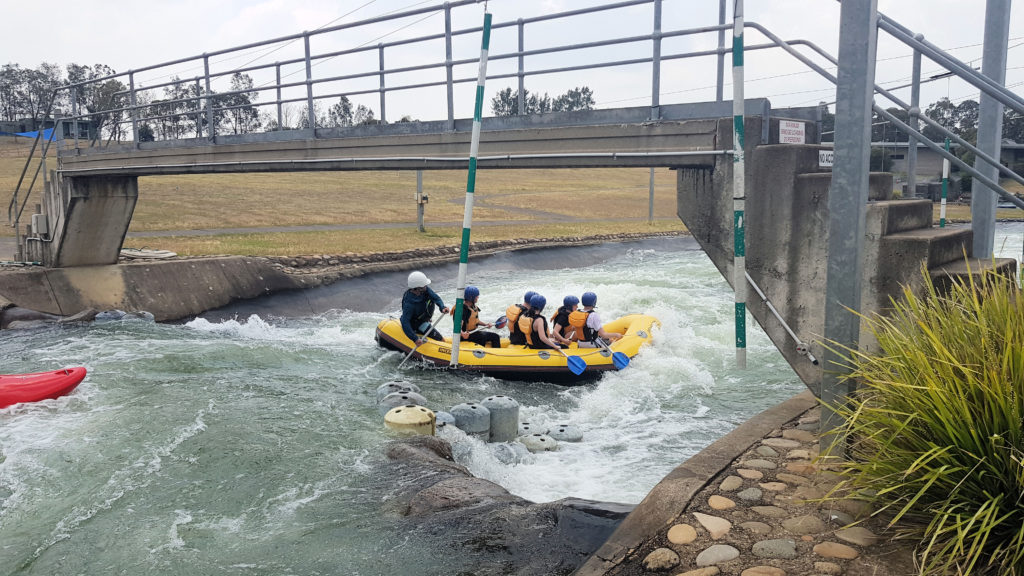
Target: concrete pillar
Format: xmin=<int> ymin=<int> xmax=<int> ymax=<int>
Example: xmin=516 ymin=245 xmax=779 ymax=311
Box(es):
xmin=45 ymin=175 xmax=139 ymax=267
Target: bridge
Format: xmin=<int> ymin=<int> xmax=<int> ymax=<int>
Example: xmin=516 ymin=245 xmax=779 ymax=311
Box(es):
xmin=5 ymin=1 xmax=1023 ymax=415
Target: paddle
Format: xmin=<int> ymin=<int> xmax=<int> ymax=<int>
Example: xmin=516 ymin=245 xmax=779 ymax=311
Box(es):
xmin=596 ymin=337 xmax=630 ymax=370
xmin=468 ymin=315 xmax=507 ymax=334
xmin=555 ymin=347 xmax=587 ymax=376
xmin=397 ymin=312 xmax=446 ymax=369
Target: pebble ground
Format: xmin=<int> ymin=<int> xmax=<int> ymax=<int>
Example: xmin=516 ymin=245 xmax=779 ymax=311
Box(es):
xmin=618 ymin=406 xmax=920 ymax=576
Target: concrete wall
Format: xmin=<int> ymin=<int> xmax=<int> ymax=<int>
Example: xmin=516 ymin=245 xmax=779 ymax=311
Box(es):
xmin=0 ymin=257 xmax=306 ymax=322
xmin=677 ymin=142 xmax=898 ymax=394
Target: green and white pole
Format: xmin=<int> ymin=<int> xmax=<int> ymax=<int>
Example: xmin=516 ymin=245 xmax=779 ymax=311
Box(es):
xmin=940 ymin=137 xmax=950 ymax=228
xmin=450 ymin=10 xmax=492 ymax=367
xmin=731 ymin=0 xmax=747 ymax=369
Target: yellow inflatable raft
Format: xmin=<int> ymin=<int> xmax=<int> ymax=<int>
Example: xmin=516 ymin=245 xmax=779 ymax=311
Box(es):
xmin=375 ymin=314 xmax=658 ymax=384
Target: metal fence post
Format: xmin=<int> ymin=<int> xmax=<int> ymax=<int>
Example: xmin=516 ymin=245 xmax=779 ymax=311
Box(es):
xmin=731 ymin=0 xmax=747 ymax=370
xmin=517 ymin=18 xmax=525 ymax=116
xmin=716 ymin=0 xmax=726 ymax=102
xmin=129 ymin=71 xmax=139 ymax=147
xmin=304 ymin=33 xmax=316 ymax=132
xmin=195 ymin=79 xmax=203 ymax=138
xmin=276 ymin=63 xmax=283 ymax=130
xmin=203 ymin=55 xmax=215 ymax=141
xmin=417 ymin=170 xmax=425 ymax=232
xmin=378 ymin=43 xmax=387 ymax=123
xmin=648 ymin=167 xmax=655 ymax=223
xmin=445 ymin=3 xmax=455 ymax=130
xmin=907 ymin=48 xmax=921 ymax=197
xmin=650 ymin=0 xmax=662 ymax=121
xmin=821 ymin=0 xmax=879 ymax=456
xmin=971 ymin=0 xmax=1011 ymax=258
xmin=71 ymin=86 xmax=80 ymax=150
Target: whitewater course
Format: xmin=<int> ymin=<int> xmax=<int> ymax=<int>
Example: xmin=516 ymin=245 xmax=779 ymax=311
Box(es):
xmin=1 ymin=225 xmax=1022 ymax=574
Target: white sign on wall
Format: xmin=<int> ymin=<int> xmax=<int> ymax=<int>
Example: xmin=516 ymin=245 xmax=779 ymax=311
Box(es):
xmin=818 ymin=149 xmax=834 ymax=167
xmin=779 ymin=120 xmax=806 ymax=144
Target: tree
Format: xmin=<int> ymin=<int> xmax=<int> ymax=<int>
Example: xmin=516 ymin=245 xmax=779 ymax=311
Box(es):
xmin=138 ymin=123 xmax=155 ymax=142
xmin=67 ymin=64 xmax=128 ymax=142
xmin=0 ymin=64 xmax=22 ymax=122
xmin=326 ymin=95 xmax=353 ymax=127
xmin=353 ymin=104 xmax=375 ymax=125
xmin=490 ymin=87 xmax=554 ymax=116
xmin=819 ymin=103 xmax=834 ymax=143
xmin=552 ymin=87 xmax=595 ymax=112
xmin=1004 ymin=110 xmax=1024 ymax=144
xmin=221 ymin=72 xmax=260 ymax=134
xmin=17 ymin=62 xmax=64 ymax=122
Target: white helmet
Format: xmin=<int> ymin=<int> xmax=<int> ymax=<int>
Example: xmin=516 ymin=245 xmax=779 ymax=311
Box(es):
xmin=407 ymin=271 xmax=431 ymax=288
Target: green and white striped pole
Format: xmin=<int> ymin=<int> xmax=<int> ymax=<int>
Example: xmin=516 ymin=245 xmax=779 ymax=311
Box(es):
xmin=940 ymin=137 xmax=950 ymax=228
xmin=732 ymin=0 xmax=747 ymax=369
xmin=450 ymin=10 xmax=492 ymax=367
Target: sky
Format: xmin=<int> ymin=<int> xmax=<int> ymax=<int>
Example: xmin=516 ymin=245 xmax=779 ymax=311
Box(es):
xmin=3 ymin=0 xmax=1022 ymax=124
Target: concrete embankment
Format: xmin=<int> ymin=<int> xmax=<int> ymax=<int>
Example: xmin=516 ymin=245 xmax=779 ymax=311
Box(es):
xmin=0 ymin=231 xmax=684 ymax=323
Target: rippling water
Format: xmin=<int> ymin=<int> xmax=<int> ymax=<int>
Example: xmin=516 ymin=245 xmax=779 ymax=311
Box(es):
xmin=1 ymin=228 xmax=1020 ymax=574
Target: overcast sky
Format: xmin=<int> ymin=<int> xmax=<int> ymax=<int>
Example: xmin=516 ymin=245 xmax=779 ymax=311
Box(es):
xmin=3 ymin=0 xmax=1022 ymax=123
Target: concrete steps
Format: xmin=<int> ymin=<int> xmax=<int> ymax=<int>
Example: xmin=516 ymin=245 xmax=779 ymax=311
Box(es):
xmin=795 ymin=172 xmax=895 ymax=202
xmin=929 ymin=257 xmax=1019 ymax=293
xmin=867 ymin=199 xmax=933 ymax=236
xmin=880 ymin=225 xmax=973 ymax=270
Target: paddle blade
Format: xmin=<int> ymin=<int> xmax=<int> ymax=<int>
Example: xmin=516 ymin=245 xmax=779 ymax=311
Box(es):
xmin=494 ymin=315 xmax=508 ymax=329
xmin=612 ymin=351 xmax=630 ymax=370
xmin=566 ymin=355 xmax=587 ymax=376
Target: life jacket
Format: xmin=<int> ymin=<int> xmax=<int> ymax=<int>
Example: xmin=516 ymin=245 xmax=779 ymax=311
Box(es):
xmin=550 ymin=306 xmax=573 ymax=338
xmin=568 ymin=309 xmax=597 ymax=342
xmin=464 ymin=301 xmax=481 ymax=331
xmin=506 ymin=303 xmax=528 ymax=333
xmin=517 ymin=308 xmax=536 ymax=345
xmin=526 ymin=313 xmax=554 ymax=350
xmin=406 ymin=289 xmax=436 ymax=330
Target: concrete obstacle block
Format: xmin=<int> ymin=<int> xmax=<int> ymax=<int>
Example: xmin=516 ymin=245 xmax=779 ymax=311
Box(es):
xmin=481 ymin=395 xmax=520 ymax=443
xmin=548 ymin=424 xmax=583 ymax=442
xmin=517 ymin=433 xmax=558 ymax=453
xmin=384 ymin=405 xmax=436 ymax=436
xmin=518 ymin=422 xmax=548 ymax=437
xmin=492 ymin=441 xmax=531 ymax=464
xmin=434 ymin=410 xmax=456 ymax=430
xmin=375 ymin=381 xmax=421 ymax=403
xmin=450 ymin=402 xmax=491 ymax=438
xmin=378 ymin=391 xmax=429 ymax=416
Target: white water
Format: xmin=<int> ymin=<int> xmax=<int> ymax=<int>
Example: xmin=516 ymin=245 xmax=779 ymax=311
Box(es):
xmin=1 ymin=228 xmax=1020 ymax=574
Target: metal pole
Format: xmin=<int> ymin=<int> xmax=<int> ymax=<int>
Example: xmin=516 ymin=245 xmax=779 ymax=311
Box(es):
xmin=650 ymin=0 xmax=662 ymax=121
xmin=195 ymin=79 xmax=203 ymax=138
xmin=821 ymin=0 xmax=878 ymax=455
xmin=276 ymin=63 xmax=283 ymax=130
xmin=204 ymin=55 xmax=215 ymax=141
xmin=417 ymin=170 xmax=426 ymax=232
xmin=940 ymin=138 xmax=950 ymax=227
xmin=517 ymin=19 xmax=525 ymax=116
xmin=129 ymin=72 xmax=139 ymax=147
xmin=451 ymin=10 xmax=492 ymax=367
xmin=971 ymin=0 xmax=1010 ymax=259
xmin=907 ymin=48 xmax=921 ymax=197
xmin=378 ymin=44 xmax=387 ymax=123
xmin=445 ymin=3 xmax=455 ymax=131
xmin=731 ymin=0 xmax=747 ymax=370
xmin=716 ymin=0 xmax=726 ymax=102
xmin=71 ymin=87 xmax=79 ymax=150
xmin=648 ymin=167 xmax=655 ymax=223
xmin=304 ymin=33 xmax=316 ymax=132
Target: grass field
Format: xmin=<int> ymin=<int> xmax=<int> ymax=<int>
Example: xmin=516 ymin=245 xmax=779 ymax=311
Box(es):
xmin=3 ymin=135 xmax=1021 ymax=256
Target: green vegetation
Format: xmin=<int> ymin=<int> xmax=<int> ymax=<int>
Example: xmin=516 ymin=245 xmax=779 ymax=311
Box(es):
xmin=831 ymin=267 xmax=1024 ymax=575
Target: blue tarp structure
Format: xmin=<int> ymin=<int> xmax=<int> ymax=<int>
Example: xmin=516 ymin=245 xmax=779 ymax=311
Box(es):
xmin=13 ymin=128 xmax=56 ymax=141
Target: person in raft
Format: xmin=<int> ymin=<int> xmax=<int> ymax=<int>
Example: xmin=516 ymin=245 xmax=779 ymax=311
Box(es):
xmin=549 ymin=294 xmax=580 ymax=347
xmin=401 ymin=271 xmax=449 ymax=346
xmin=460 ymin=285 xmax=501 ymax=348
xmin=505 ymin=290 xmax=537 ymax=346
xmin=519 ymin=293 xmax=561 ymax=350
xmin=570 ymin=291 xmax=622 ymax=348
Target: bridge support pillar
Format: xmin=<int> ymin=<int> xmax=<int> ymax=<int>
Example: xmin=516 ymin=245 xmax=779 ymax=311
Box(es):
xmin=28 ymin=174 xmax=138 ymax=268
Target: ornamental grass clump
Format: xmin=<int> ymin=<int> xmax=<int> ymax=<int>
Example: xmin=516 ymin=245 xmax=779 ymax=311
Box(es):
xmin=831 ymin=267 xmax=1023 ymax=575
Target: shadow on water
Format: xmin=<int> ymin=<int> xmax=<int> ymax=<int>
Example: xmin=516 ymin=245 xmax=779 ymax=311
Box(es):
xmin=198 ymin=236 xmax=699 ymax=320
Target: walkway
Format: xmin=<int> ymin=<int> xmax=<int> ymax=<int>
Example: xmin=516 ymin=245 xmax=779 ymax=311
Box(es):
xmin=576 ymin=392 xmax=919 ymax=576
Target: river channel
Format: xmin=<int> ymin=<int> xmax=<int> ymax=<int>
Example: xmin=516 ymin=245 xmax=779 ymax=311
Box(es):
xmin=1 ymin=227 xmax=1021 ymax=574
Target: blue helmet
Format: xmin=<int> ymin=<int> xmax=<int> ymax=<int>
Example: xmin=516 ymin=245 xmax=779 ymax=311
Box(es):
xmin=581 ymin=291 xmax=597 ymax=307
xmin=465 ymin=285 xmax=480 ymax=301
xmin=563 ymin=295 xmax=579 ymax=308
xmin=523 ymin=290 xmax=537 ymax=304
xmin=529 ymin=293 xmax=547 ymax=311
